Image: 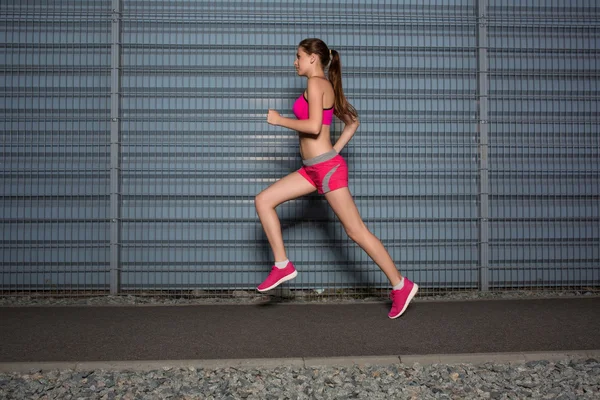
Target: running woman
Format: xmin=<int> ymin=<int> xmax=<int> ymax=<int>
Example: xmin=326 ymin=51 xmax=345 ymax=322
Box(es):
xmin=255 ymin=38 xmax=418 ymax=318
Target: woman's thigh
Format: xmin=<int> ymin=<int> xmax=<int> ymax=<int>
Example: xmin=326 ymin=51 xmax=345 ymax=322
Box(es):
xmin=256 ymin=171 xmax=317 ymax=209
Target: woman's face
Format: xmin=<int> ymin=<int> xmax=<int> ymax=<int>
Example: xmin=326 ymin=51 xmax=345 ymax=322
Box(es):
xmin=294 ymin=48 xmax=312 ymax=76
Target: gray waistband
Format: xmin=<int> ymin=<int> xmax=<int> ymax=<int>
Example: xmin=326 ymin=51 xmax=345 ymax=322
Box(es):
xmin=302 ymin=149 xmax=338 ymax=166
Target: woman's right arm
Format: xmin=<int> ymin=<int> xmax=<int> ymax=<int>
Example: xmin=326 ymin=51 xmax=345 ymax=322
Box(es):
xmin=333 ymin=115 xmax=360 ymax=153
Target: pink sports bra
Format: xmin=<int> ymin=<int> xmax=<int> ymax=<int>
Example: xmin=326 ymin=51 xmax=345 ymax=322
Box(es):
xmin=292 ymin=93 xmax=334 ymax=126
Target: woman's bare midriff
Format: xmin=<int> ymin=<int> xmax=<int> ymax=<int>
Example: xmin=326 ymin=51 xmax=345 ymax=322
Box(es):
xmin=298 ymin=126 xmax=334 ymax=160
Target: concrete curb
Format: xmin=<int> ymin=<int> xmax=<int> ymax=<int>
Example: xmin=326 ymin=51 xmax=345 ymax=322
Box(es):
xmin=399 ymin=350 xmax=600 ymax=366
xmin=1 ymin=350 xmax=599 ymax=373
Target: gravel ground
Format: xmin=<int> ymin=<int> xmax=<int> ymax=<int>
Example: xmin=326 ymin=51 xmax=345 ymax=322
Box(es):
xmin=1 ymin=358 xmax=598 ymax=399
xmin=1 ymin=291 xmax=599 ymax=399
xmin=0 ymin=289 xmax=598 ymax=307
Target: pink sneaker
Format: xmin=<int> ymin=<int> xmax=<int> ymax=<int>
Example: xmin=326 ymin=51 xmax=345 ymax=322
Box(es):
xmin=257 ymin=262 xmax=298 ymax=292
xmin=388 ymin=278 xmax=419 ymax=319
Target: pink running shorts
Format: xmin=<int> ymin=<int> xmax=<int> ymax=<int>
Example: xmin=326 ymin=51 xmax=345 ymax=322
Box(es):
xmin=297 ymin=149 xmax=349 ymax=194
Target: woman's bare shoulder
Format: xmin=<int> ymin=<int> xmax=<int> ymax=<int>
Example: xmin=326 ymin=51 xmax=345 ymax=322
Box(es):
xmin=307 ymin=76 xmax=333 ymax=96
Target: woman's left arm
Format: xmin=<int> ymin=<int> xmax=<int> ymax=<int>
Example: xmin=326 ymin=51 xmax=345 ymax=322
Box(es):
xmin=333 ymin=115 xmax=359 ymax=153
xmin=267 ymin=79 xmax=324 ymax=135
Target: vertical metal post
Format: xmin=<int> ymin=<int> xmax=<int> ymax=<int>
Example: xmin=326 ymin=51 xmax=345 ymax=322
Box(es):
xmin=110 ymin=0 xmax=122 ymax=294
xmin=477 ymin=0 xmax=490 ymax=291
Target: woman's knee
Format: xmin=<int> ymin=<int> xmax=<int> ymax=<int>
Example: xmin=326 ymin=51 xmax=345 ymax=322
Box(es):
xmin=254 ymin=192 xmax=265 ymax=211
xmin=344 ymin=223 xmax=369 ymax=243
xmin=254 ymin=192 xmax=273 ymax=213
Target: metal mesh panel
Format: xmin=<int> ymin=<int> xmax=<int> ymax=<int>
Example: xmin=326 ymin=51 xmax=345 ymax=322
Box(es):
xmin=487 ymin=0 xmax=600 ymax=289
xmin=118 ymin=0 xmax=479 ymax=297
xmin=0 ymin=1 xmax=112 ymax=295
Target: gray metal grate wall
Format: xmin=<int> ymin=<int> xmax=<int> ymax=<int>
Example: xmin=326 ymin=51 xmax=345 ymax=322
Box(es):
xmin=1 ymin=0 xmax=598 ymax=297
xmin=487 ymin=2 xmax=599 ymax=289
xmin=1 ymin=1 xmax=112 ymax=295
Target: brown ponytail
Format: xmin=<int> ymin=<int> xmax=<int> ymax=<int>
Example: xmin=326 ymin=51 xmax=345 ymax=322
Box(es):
xmin=328 ymin=49 xmax=358 ymax=122
xmin=298 ymin=38 xmax=358 ymax=122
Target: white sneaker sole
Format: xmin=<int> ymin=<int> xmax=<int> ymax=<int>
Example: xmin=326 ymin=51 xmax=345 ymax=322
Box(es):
xmin=256 ymin=270 xmax=298 ymax=292
xmin=389 ymin=283 xmax=419 ymax=319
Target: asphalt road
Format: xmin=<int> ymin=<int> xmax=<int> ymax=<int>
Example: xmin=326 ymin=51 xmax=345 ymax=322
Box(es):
xmin=1 ymin=297 xmax=598 ymax=363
